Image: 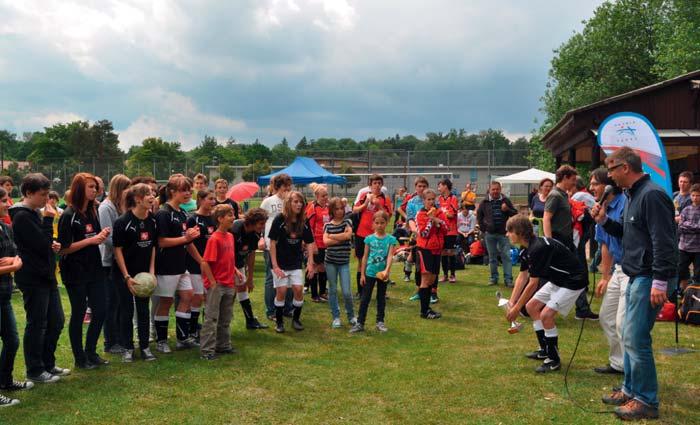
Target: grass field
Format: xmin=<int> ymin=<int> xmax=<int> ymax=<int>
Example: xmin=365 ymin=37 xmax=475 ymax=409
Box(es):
xmin=1 ymin=259 xmax=698 ymax=424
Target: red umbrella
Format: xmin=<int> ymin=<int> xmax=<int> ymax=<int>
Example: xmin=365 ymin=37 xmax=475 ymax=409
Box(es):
xmin=227 ymin=182 xmax=260 ymax=202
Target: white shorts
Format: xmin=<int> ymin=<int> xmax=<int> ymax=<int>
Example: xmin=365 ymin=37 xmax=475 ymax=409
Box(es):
xmin=189 ymin=274 xmax=205 ymax=295
xmin=532 ymin=282 xmax=585 ymax=317
xmin=154 ymin=274 xmax=193 ymax=298
xmin=272 ymin=269 xmax=303 ymax=288
xmin=234 ymin=271 xmax=247 ymax=289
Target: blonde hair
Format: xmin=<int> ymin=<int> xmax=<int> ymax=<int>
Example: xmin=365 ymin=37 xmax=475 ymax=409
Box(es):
xmin=309 ymin=183 xmax=328 ymax=197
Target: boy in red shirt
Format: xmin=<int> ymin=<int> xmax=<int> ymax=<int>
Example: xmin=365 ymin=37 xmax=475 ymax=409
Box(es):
xmin=416 ymin=189 xmax=448 ymax=319
xmin=199 ymin=204 xmax=243 ymax=360
xmin=437 ymin=178 xmax=459 ymax=284
xmin=353 ymin=174 xmax=392 ymax=296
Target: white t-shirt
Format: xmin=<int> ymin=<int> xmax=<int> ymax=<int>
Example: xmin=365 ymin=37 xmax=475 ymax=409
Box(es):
xmin=260 ymin=194 xmax=284 ymax=250
xmin=354 ymin=185 xmax=389 ymax=205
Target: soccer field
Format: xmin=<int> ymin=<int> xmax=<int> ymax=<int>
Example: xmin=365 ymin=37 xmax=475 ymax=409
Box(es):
xmin=2 ymin=259 xmax=698 ymax=424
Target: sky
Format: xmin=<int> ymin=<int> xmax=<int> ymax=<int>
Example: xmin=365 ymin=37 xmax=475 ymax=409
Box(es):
xmin=0 ymin=0 xmax=605 ymax=150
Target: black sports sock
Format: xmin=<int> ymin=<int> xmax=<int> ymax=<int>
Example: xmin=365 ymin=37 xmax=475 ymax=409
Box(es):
xmin=175 ymin=316 xmax=189 ymax=341
xmin=240 ymin=299 xmax=254 ymax=321
xmin=356 ymin=271 xmax=362 ymax=294
xmin=535 ymin=329 xmax=546 ymax=352
xmin=419 ymin=287 xmax=431 ymax=315
xmin=308 ymin=274 xmax=318 ymax=298
xmin=293 ymin=305 xmax=303 ymax=321
xmin=155 ymin=319 xmax=168 ymax=342
xmin=318 ymin=272 xmax=327 ymax=296
xmin=545 ymin=335 xmax=560 ymax=362
xmin=441 ymin=256 xmax=449 ymax=276
xmin=275 ymin=306 xmax=284 ymax=326
xmin=449 ymin=256 xmax=456 ymax=275
xmin=189 ymin=310 xmax=200 ymax=337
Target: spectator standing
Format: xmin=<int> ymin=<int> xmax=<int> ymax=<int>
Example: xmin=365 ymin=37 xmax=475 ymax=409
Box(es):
xmin=673 ymin=171 xmax=693 ymax=219
xmin=461 ymin=182 xmax=477 ymax=211
xmin=678 ymin=184 xmax=700 ymax=290
xmin=477 ymin=181 xmax=517 ymax=287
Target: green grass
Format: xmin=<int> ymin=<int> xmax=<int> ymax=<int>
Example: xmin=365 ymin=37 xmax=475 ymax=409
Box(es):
xmin=1 ymin=260 xmax=698 ymax=424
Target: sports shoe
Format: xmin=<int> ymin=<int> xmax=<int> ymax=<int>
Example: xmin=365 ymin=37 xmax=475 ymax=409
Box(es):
xmin=87 ymin=354 xmax=109 ymax=366
xmin=525 ymin=350 xmax=547 ymax=360
xmin=430 ymin=294 xmax=439 ymax=304
xmin=75 ymin=361 xmax=97 ymax=370
xmin=200 ymin=353 xmax=218 ymax=361
xmin=375 ymin=322 xmax=388 ymax=332
xmin=0 ymin=394 xmax=19 ymax=407
xmin=409 ymin=292 xmax=420 ymax=301
xmin=275 ymin=324 xmax=285 ymax=333
xmin=575 ymin=311 xmax=600 ymax=321
xmin=141 ymin=348 xmax=157 ymax=362
xmin=246 ymin=318 xmax=269 ymax=330
xmin=331 ymin=318 xmax=341 ymax=329
xmin=439 ymin=275 xmax=448 ymax=283
xmin=349 ymin=323 xmax=364 ymax=333
xmin=47 ymin=366 xmax=70 ymax=376
xmin=421 ymin=310 xmax=442 ymax=319
xmin=602 ymin=390 xmax=632 ymax=406
xmin=106 ymin=344 xmax=126 ymax=354
xmin=349 ymin=316 xmax=358 ymax=325
xmin=156 ymin=341 xmax=172 ymax=354
xmin=449 ymin=275 xmax=456 ymax=283
xmin=488 ymin=281 xmax=498 ymax=286
xmin=292 ymin=320 xmax=304 ymax=331
xmin=176 ymin=338 xmax=199 ymax=350
xmin=122 ymin=350 xmax=134 ymax=363
xmin=312 ymin=297 xmax=321 ymax=303
xmin=319 ymin=294 xmax=328 ymax=302
xmin=27 ymin=372 xmax=60 ymax=384
xmin=0 ymin=380 xmax=34 ymax=391
xmin=215 ymin=347 xmax=239 ymax=355
xmin=593 ymin=364 xmax=624 ymax=375
xmin=403 ymin=276 xmax=411 ymax=282
xmin=614 ymin=399 xmax=659 ymax=420
xmin=535 ymin=359 xmax=561 ymax=373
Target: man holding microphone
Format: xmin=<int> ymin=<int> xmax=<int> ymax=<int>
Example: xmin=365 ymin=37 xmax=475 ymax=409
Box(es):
xmin=592 ymin=147 xmax=677 ymax=421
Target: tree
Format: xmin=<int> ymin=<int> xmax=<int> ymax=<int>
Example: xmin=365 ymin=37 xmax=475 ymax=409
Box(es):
xmin=337 ymin=161 xmax=360 ymax=188
xmin=271 ymin=138 xmax=296 ymax=165
xmin=296 ymin=136 xmax=309 ymax=151
xmin=526 ymin=136 xmax=555 ymax=172
xmin=218 ymin=164 xmax=236 ymax=182
xmin=654 ymin=0 xmax=700 ymax=79
xmin=242 ymin=159 xmax=271 ymax=182
xmin=126 ymin=137 xmax=185 ymax=178
xmin=241 ymin=140 xmax=272 ymax=164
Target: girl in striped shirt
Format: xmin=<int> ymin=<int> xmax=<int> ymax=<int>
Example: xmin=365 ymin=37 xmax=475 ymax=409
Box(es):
xmin=322 ymin=197 xmax=356 ymax=328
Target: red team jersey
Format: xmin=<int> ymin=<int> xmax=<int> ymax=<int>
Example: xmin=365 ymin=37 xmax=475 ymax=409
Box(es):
xmin=416 ymin=208 xmax=448 ymax=253
xmin=305 ymin=202 xmax=330 ymax=249
xmin=354 ymin=192 xmax=392 ymax=238
xmin=202 ymin=230 xmax=236 ymax=288
xmin=438 ymin=194 xmax=459 ymax=236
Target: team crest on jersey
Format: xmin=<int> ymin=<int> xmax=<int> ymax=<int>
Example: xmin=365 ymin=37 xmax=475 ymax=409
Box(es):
xmin=85 ymin=224 xmax=94 ymax=233
xmin=140 ymin=231 xmax=149 ymax=241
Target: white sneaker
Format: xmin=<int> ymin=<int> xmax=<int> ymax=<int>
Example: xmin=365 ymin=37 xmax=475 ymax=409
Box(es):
xmin=122 ymin=349 xmax=134 ymax=363
xmin=156 ymin=341 xmax=171 ymax=354
xmin=350 ymin=316 xmax=358 ymax=325
xmin=331 ymin=318 xmax=341 ymax=328
xmin=0 ymin=394 xmax=19 ymax=407
xmin=375 ymin=322 xmax=388 ymax=332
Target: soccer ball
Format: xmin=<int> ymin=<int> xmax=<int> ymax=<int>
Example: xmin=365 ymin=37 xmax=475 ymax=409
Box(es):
xmin=132 ymin=272 xmax=157 ymax=298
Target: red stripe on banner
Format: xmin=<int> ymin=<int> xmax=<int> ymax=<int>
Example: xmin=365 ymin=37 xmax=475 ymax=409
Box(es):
xmin=600 ymin=145 xmax=667 ymax=178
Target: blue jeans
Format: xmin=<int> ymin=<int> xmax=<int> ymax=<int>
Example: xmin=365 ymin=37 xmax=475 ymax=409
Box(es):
xmin=622 ymin=276 xmax=662 ymax=408
xmin=484 ymin=233 xmax=512 ymax=284
xmin=325 ymin=262 xmax=354 ymax=321
xmin=0 ymin=296 xmax=20 ymax=386
xmin=264 ymin=251 xmax=292 ymax=317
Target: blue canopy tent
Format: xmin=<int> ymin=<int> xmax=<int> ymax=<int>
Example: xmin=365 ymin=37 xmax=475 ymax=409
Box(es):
xmin=257 ymin=156 xmax=347 ymax=186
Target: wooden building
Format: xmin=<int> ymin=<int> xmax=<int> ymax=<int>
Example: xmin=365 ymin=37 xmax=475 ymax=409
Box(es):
xmin=542 ymin=69 xmax=700 ymax=182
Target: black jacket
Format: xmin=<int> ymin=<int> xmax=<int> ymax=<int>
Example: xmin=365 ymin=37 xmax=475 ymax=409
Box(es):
xmin=477 ymin=195 xmax=517 ymax=234
xmin=9 ymin=204 xmax=57 ymax=286
xmin=603 ymin=174 xmax=678 ymax=281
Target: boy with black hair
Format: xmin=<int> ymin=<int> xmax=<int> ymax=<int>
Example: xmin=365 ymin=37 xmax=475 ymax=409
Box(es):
xmin=505 ymin=215 xmax=587 ymax=373
xmin=9 ymin=174 xmax=67 ymax=383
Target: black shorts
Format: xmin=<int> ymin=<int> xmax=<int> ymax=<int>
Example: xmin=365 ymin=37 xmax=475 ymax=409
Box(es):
xmin=354 ymin=236 xmax=365 ymax=259
xmin=313 ymin=248 xmax=326 ymax=265
xmin=417 ymin=248 xmax=441 ymax=275
xmin=443 ymin=235 xmax=457 ymax=250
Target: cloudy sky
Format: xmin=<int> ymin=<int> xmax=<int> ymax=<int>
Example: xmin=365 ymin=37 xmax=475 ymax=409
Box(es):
xmin=0 ymin=0 xmax=604 ymax=150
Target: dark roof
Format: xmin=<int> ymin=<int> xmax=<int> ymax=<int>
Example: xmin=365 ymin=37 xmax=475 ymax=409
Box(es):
xmin=542 ymin=68 xmax=700 ymax=146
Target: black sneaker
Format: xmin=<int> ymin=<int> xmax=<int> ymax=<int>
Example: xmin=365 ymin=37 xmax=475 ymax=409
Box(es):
xmin=593 ymin=364 xmax=624 ymax=375
xmin=275 ymin=324 xmax=285 ymax=333
xmin=246 ymin=318 xmax=269 ymax=330
xmin=140 ymin=348 xmax=157 ymax=362
xmin=575 ymin=311 xmax=600 ymax=321
xmin=200 ymin=353 xmax=217 ymax=361
xmin=87 ymin=354 xmax=109 ymax=366
xmin=75 ymin=361 xmax=97 ymax=370
xmin=27 ymin=372 xmax=60 ymax=384
xmin=105 ymin=344 xmax=126 ymax=354
xmin=421 ymin=310 xmax=442 ymax=319
xmin=0 ymin=394 xmax=19 ymax=407
xmin=525 ymin=349 xmax=547 ymax=360
xmin=215 ymin=347 xmax=239 ymax=355
xmin=0 ymin=380 xmax=34 ymax=391
xmin=535 ymin=359 xmax=561 ymax=373
xmin=47 ymin=367 xmax=71 ymax=376
xmin=292 ymin=320 xmax=304 ymax=331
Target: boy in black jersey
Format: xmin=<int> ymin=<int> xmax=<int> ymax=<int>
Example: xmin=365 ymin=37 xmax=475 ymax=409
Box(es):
xmin=230 ymin=208 xmax=269 ymax=329
xmin=505 ymin=215 xmax=587 ymax=373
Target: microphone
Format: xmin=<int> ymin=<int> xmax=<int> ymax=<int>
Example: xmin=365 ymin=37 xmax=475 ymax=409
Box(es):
xmin=599 ymin=184 xmax=614 ymax=203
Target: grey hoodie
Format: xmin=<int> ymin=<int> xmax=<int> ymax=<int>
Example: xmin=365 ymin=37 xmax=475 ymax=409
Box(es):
xmin=98 ymin=199 xmax=119 ymax=267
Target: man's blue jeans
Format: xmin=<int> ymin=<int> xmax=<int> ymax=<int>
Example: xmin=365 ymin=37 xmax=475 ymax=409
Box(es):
xmin=325 ymin=262 xmax=355 ymax=321
xmin=622 ymin=276 xmax=662 ymax=408
xmin=484 ymin=233 xmax=512 ymax=285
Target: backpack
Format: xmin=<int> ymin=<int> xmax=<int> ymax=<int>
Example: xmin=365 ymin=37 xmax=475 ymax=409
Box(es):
xmin=678 ymin=284 xmax=700 ymax=325
xmin=470 ymin=240 xmax=485 ymax=257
